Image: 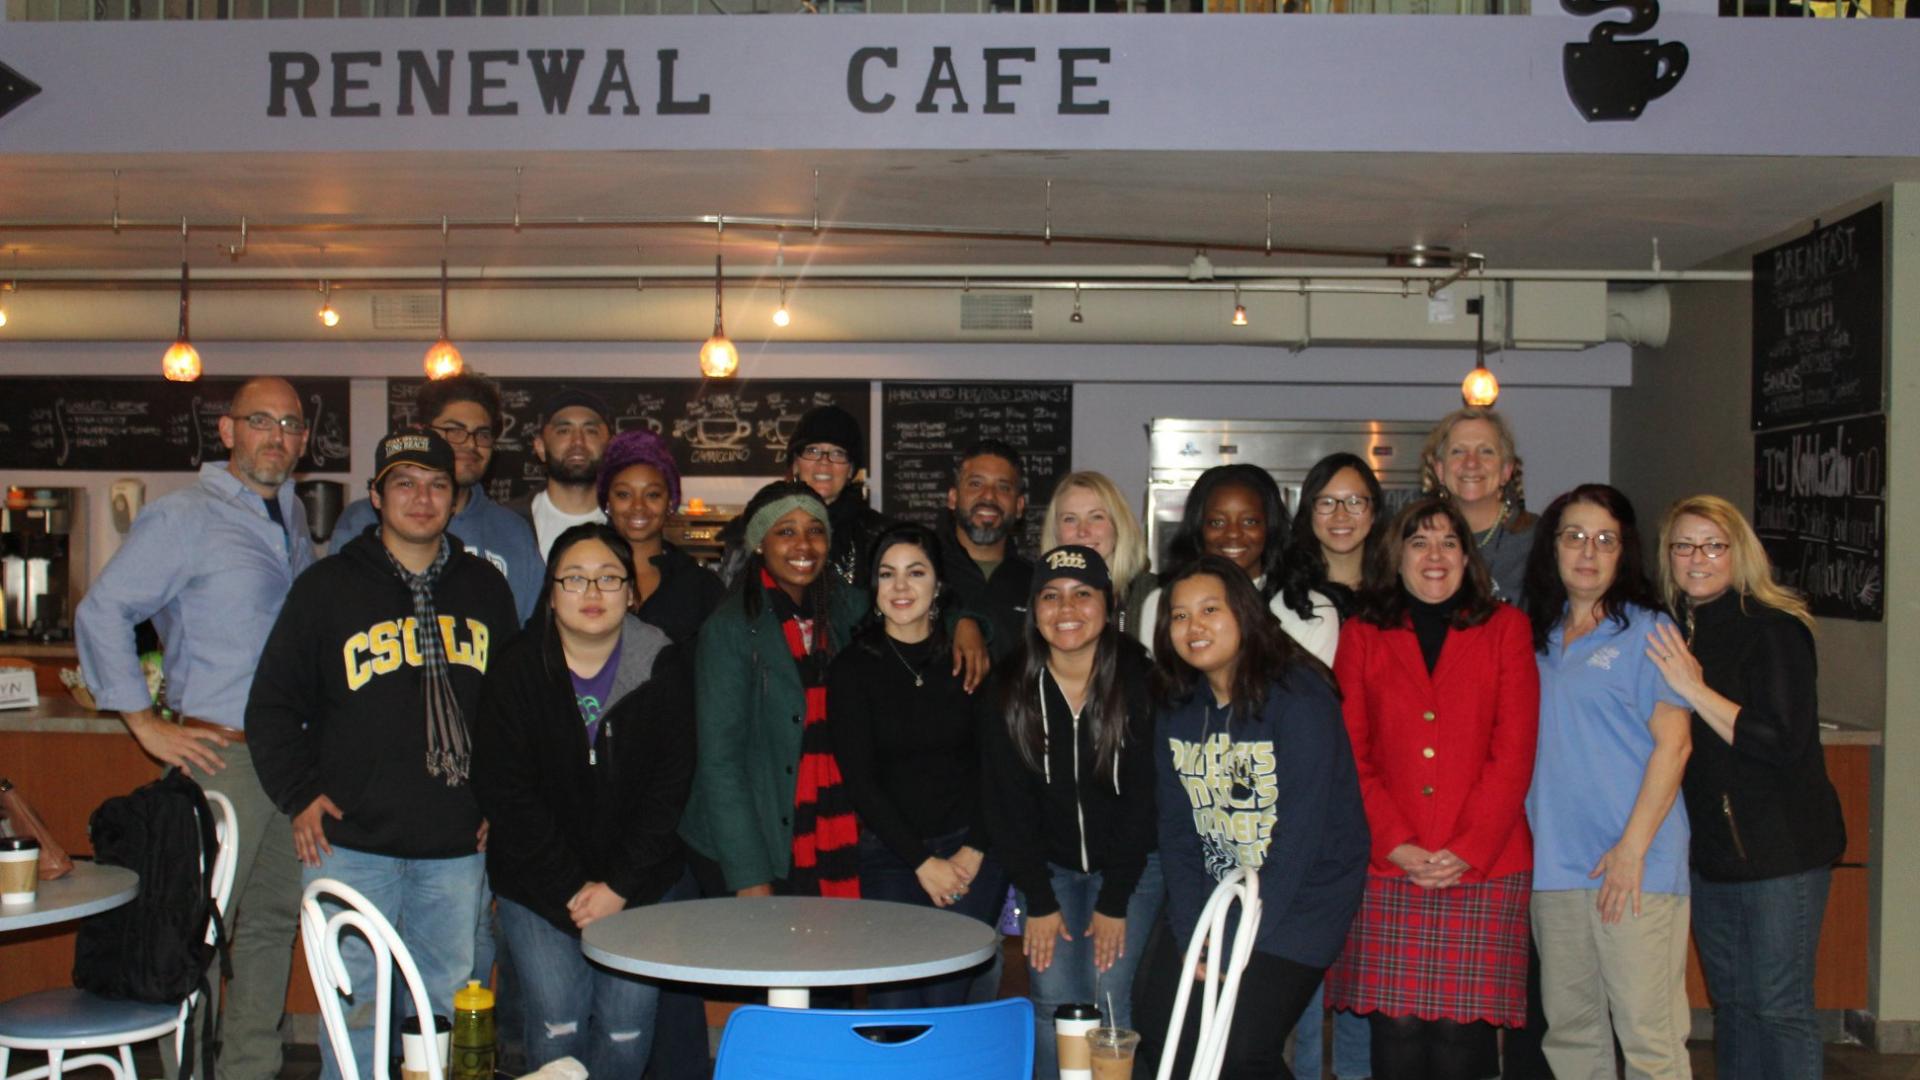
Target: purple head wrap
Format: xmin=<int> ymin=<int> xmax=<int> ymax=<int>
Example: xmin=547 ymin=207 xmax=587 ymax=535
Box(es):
xmin=597 ymin=429 xmax=683 ymax=512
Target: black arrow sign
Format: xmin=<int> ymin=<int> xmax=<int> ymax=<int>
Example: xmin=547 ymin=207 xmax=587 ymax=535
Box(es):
xmin=0 ymin=61 xmax=42 ymax=122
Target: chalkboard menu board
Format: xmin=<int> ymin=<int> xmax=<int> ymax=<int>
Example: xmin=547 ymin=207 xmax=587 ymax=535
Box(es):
xmin=1752 ymin=204 xmax=1884 ymax=430
xmin=0 ymin=377 xmax=352 ymax=473
xmin=1753 ymin=413 xmax=1884 ymax=621
xmin=879 ymin=382 xmax=1072 ymax=544
xmin=389 ymin=378 xmax=869 ymax=503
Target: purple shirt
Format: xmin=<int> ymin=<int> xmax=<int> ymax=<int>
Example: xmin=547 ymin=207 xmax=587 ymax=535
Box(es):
xmin=570 ymin=637 xmax=622 ymax=747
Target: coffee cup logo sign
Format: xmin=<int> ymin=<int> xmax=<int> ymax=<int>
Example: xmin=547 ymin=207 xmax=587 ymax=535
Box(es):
xmin=1561 ymin=0 xmax=1688 ymax=122
xmin=1048 ymin=549 xmax=1089 ymax=573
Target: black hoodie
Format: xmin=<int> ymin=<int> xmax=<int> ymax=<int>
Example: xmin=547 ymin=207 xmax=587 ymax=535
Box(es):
xmin=473 ymin=615 xmax=695 ymax=933
xmin=246 ymin=529 xmax=519 ymax=860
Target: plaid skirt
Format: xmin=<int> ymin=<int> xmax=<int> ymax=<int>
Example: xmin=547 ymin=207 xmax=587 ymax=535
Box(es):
xmin=1323 ymin=871 xmax=1531 ymax=1027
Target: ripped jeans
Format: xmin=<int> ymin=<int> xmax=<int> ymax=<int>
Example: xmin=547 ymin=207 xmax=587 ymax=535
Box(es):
xmin=496 ymin=896 xmax=661 ymax=1078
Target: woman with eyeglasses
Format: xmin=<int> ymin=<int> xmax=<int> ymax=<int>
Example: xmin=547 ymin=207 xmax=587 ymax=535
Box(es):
xmin=786 ymin=404 xmax=892 ymax=589
xmin=827 ymin=522 xmax=1007 ymax=1007
xmin=472 ymin=523 xmax=696 ymax=1079
xmin=1137 ymin=464 xmax=1339 ymax=665
xmin=1323 ymin=497 xmax=1539 ymax=1080
xmin=1274 ymin=456 xmax=1386 ymax=1078
xmin=597 ymin=430 xmax=724 ymax=646
xmin=1645 ymin=495 xmax=1843 ymax=1080
xmin=1520 ymin=484 xmax=1693 ymax=1080
xmin=1041 ymin=470 xmax=1155 ymax=633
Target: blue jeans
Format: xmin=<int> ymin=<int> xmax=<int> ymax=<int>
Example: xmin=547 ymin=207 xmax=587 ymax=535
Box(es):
xmin=304 ymin=848 xmax=486 ymax=1080
xmin=858 ymin=828 xmax=1009 ymax=1010
xmin=496 ymin=897 xmax=662 ymax=1079
xmin=1691 ymin=866 xmax=1829 ymax=1080
xmin=1290 ymin=982 xmax=1374 ymax=1079
xmin=1018 ymin=854 xmax=1164 ymax=1080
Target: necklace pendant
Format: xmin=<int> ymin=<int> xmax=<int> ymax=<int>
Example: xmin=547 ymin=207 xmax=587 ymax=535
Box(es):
xmin=913 ymin=675 xmax=924 ymax=687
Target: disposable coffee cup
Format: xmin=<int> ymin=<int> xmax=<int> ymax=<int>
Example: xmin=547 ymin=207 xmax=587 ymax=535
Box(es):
xmin=1088 ymin=1026 xmax=1141 ymax=1080
xmin=0 ymin=837 xmax=40 ymax=906
xmin=400 ymin=1014 xmax=451 ymax=1080
xmin=1054 ymin=1002 xmax=1102 ymax=1080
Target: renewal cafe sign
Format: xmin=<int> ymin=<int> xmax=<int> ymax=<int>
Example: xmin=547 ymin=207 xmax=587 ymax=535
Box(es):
xmin=2 ymin=16 xmax=1919 ymax=156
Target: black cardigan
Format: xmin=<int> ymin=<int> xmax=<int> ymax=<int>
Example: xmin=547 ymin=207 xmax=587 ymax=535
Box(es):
xmin=472 ymin=615 xmax=696 ymax=933
xmin=635 ymin=542 xmax=726 ymax=646
xmin=1679 ymin=591 xmax=1845 ymax=882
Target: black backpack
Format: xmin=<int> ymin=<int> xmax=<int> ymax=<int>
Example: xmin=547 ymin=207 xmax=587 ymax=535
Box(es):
xmin=73 ymin=770 xmax=229 ymax=1073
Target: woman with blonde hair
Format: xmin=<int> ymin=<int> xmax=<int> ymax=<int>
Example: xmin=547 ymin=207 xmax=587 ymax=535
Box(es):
xmin=1421 ymin=407 xmax=1536 ymax=604
xmin=1041 ymin=470 xmax=1153 ymax=632
xmin=1648 ymin=495 xmax=1843 ymax=1080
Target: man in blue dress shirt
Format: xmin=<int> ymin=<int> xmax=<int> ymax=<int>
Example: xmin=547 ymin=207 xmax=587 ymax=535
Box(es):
xmin=75 ymin=376 xmax=314 ymax=1080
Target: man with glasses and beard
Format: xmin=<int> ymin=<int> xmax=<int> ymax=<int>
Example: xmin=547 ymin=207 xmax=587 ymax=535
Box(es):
xmin=76 ymin=376 xmax=315 ymax=1080
xmin=330 ymin=372 xmax=543 ymax=624
xmin=505 ymin=388 xmax=613 ymax=558
xmin=942 ymin=438 xmax=1032 ymax=660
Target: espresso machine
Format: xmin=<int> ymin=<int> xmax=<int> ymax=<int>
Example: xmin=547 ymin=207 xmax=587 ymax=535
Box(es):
xmin=1 ymin=487 xmax=86 ymax=642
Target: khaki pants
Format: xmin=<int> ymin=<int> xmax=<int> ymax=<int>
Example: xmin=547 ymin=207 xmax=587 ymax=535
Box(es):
xmin=1532 ymin=889 xmax=1693 ymax=1080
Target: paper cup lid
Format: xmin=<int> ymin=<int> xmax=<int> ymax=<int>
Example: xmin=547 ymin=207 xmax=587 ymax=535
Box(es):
xmin=1054 ymin=1003 xmax=1101 ymax=1022
xmin=0 ymin=837 xmax=40 ymax=852
xmin=401 ymin=1015 xmax=451 ymax=1035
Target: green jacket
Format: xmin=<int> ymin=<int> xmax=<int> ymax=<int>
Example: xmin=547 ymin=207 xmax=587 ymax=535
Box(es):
xmin=679 ymin=584 xmax=867 ymax=892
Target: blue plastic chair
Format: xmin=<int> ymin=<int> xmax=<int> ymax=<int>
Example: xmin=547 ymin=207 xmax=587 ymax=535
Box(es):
xmin=713 ymin=998 xmax=1034 ymax=1080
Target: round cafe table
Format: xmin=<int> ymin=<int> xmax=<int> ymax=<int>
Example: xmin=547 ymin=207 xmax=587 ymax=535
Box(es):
xmin=0 ymin=862 xmax=139 ymax=933
xmin=581 ymin=896 xmax=999 ymax=1009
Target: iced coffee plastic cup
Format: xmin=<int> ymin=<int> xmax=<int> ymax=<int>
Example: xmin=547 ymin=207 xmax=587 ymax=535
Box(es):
xmin=1088 ymin=1026 xmax=1140 ymax=1080
xmin=0 ymin=837 xmax=40 ymax=906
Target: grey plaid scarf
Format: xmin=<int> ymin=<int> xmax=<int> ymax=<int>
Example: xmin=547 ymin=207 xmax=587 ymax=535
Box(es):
xmin=385 ymin=538 xmax=469 ymax=786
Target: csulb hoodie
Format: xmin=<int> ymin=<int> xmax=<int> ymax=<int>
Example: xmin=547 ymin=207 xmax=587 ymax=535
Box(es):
xmin=246 ymin=530 xmax=519 ymax=860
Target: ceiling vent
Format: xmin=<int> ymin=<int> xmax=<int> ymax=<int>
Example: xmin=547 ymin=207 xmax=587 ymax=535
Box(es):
xmin=371 ymin=292 xmax=443 ymax=332
xmin=960 ymin=293 xmax=1034 ymax=332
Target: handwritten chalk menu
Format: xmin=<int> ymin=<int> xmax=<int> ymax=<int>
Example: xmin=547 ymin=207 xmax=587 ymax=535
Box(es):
xmin=389 ymin=378 xmax=868 ymax=503
xmin=879 ymin=382 xmax=1072 ymax=543
xmin=0 ymin=377 xmax=352 ymax=473
xmin=1752 ymin=204 xmax=1885 ymax=429
xmin=1753 ymin=413 xmax=1885 ymax=621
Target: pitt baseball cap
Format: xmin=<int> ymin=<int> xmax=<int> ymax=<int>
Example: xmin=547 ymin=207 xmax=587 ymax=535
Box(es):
xmin=1030 ymin=544 xmax=1114 ymax=606
xmin=371 ymin=427 xmax=456 ymax=489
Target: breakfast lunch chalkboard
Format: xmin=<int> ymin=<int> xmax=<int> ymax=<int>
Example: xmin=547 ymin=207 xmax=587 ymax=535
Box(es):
xmin=1753 ymin=413 xmax=1885 ymax=622
xmin=879 ymin=382 xmax=1072 ymax=545
xmin=1751 ymin=204 xmax=1884 ymax=430
xmin=388 ymin=377 xmax=869 ymax=503
xmin=0 ymin=377 xmax=352 ymax=473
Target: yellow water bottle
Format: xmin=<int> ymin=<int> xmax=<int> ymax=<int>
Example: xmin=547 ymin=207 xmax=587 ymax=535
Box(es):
xmin=450 ymin=980 xmax=495 ymax=1080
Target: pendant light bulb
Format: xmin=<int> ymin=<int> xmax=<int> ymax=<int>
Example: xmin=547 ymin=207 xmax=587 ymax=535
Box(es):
xmin=163 ymin=261 xmax=202 ymax=382
xmin=771 ymin=279 xmax=791 ymax=328
xmin=0 ymin=305 xmax=9 ymax=329
xmin=1070 ymin=284 xmax=1084 ymax=324
xmin=424 ymin=259 xmax=464 ymax=381
xmin=318 ymin=282 xmax=340 ymax=328
xmin=1231 ymin=286 xmax=1248 ymax=327
xmin=700 ymin=253 xmax=738 ymax=379
xmin=1462 ymin=364 xmax=1500 ymax=407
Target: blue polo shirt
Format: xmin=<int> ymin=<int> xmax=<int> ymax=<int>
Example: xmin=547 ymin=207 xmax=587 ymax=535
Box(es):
xmin=1527 ymin=602 xmax=1691 ymax=895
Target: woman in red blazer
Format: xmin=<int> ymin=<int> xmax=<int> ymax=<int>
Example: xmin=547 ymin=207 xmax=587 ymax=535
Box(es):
xmin=1324 ymin=496 xmax=1541 ymax=1080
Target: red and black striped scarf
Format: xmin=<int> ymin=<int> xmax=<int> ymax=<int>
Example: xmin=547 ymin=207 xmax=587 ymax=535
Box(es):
xmin=761 ymin=569 xmax=861 ymax=899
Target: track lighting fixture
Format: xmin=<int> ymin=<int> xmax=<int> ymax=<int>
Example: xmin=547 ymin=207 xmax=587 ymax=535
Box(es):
xmin=772 ymin=279 xmax=791 ymax=328
xmin=317 ymin=281 xmax=340 ymax=328
xmin=1231 ymin=286 xmax=1248 ymax=327
xmin=1462 ymin=295 xmax=1500 ymax=406
xmin=161 ymin=261 xmax=201 ymax=382
xmin=1070 ymin=284 xmax=1084 ymax=324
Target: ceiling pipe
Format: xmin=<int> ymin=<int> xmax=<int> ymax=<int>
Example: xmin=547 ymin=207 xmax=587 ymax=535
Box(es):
xmin=2 ymin=264 xmax=1752 ymax=286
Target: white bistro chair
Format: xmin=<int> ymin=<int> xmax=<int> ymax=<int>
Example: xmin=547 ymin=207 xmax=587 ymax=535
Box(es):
xmin=0 ymin=790 xmax=238 ymax=1080
xmin=1155 ymin=867 xmax=1262 ymax=1080
xmin=299 ymin=877 xmax=444 ymax=1080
